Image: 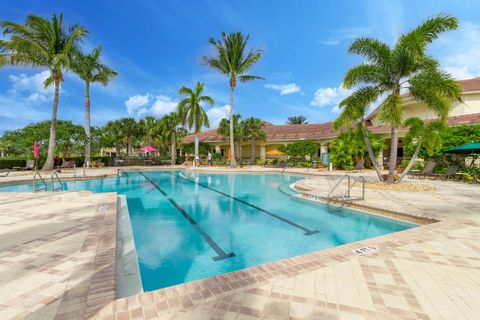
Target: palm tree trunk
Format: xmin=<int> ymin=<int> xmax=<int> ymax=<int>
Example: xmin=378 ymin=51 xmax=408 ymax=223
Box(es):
xmin=128 ymin=137 xmax=133 ymax=155
xmin=387 ymin=127 xmax=399 ymax=184
xmin=171 ymin=131 xmax=177 ymax=165
xmin=398 ymin=142 xmax=422 ymax=182
xmin=251 ymin=140 xmax=255 ymax=163
xmin=229 ymin=85 xmax=236 ymax=167
xmin=42 ymin=80 xmax=60 ymax=171
xmin=84 ymin=82 xmax=91 ymax=167
xmin=361 ymin=122 xmax=383 ymax=181
xmin=194 ymin=134 xmax=199 ymax=167
xmin=115 ymin=145 xmax=120 ymax=157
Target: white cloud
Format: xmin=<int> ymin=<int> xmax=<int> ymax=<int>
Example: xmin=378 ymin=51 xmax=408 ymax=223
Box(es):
xmin=151 ymin=95 xmax=178 ymax=116
xmin=206 ymin=104 xmax=230 ymax=128
xmin=434 ymin=22 xmax=480 ymax=80
xmin=310 ymin=86 xmax=353 ymax=112
xmin=319 ymin=26 xmax=374 ymax=46
xmin=124 ymin=94 xmax=150 ymax=114
xmin=8 ymin=70 xmax=54 ymax=101
xmin=265 ymin=83 xmax=301 ymax=95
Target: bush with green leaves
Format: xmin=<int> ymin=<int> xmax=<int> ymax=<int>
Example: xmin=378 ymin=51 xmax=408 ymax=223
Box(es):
xmin=277 ymin=140 xmax=318 ymax=160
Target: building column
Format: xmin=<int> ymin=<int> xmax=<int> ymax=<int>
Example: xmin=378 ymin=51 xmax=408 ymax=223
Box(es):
xmin=260 ymin=145 xmax=266 ymax=160
xmin=376 ymin=149 xmax=383 ymax=169
xmin=215 ymin=145 xmax=221 ymax=153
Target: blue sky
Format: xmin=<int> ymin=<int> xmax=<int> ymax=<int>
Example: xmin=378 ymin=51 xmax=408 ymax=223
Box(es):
xmin=1 ymin=0 xmax=480 ymax=133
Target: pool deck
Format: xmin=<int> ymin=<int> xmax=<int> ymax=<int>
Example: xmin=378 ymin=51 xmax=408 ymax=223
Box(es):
xmin=0 ymin=166 xmax=479 ymax=319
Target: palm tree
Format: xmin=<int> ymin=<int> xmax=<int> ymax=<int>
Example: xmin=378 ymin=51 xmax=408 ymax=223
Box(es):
xmin=177 ymin=82 xmax=214 ymax=166
xmin=159 ymin=112 xmax=181 ymax=165
xmin=203 ymin=32 xmax=264 ymax=167
xmin=241 ymin=117 xmax=266 ymax=163
xmin=287 ymin=116 xmax=308 ymax=125
xmin=72 ymin=47 xmax=117 ymax=166
xmin=398 ymin=117 xmax=444 ymax=182
xmin=0 ymin=14 xmax=86 ymax=171
xmin=118 ymin=118 xmax=139 ymax=155
xmin=140 ymin=116 xmax=157 ymax=146
xmin=103 ymin=120 xmax=124 ymax=156
xmin=218 ymin=114 xmax=244 ymax=163
xmin=335 ymin=15 xmax=461 ymax=183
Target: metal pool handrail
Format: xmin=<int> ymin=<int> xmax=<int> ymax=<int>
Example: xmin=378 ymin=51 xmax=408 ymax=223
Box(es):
xmin=327 ymin=174 xmax=351 ymax=201
xmin=51 ymin=170 xmax=64 ymax=191
xmin=33 ymin=169 xmax=47 ymax=192
xmin=339 ymin=175 xmax=365 ymax=207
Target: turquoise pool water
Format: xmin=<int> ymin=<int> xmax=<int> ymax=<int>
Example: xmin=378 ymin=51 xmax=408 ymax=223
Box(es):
xmin=0 ymin=170 xmax=416 ymax=291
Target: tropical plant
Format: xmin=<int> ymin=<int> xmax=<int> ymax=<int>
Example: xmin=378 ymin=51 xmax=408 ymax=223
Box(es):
xmin=177 ymin=81 xmax=214 ymax=166
xmin=159 ymin=112 xmax=181 ymax=165
xmin=102 ymin=120 xmax=125 ymax=156
xmin=335 ymin=14 xmax=461 ymax=183
xmin=398 ymin=117 xmax=445 ymax=181
xmin=286 ymin=115 xmax=308 ymax=125
xmin=0 ymin=14 xmax=87 ymax=170
xmin=218 ymin=114 xmax=244 ymax=162
xmin=329 ymin=128 xmax=384 ymax=170
xmin=139 ymin=116 xmax=158 ymax=146
xmin=72 ymin=47 xmax=117 ymax=166
xmin=118 ymin=117 xmax=139 ymax=155
xmin=278 ymin=140 xmax=318 ymax=160
xmin=203 ymin=32 xmax=264 ymax=167
xmin=241 ymin=117 xmax=266 ymax=162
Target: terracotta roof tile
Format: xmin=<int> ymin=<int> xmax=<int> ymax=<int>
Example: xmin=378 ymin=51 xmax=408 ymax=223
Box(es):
xmin=184 ymin=113 xmax=480 ymax=143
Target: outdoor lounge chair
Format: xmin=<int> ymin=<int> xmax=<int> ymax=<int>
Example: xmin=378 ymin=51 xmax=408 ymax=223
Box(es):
xmin=55 ymin=159 xmax=76 ymax=171
xmin=0 ymin=169 xmax=9 ymax=177
xmin=409 ymin=161 xmax=436 ymax=179
xmin=430 ymin=163 xmax=460 ymax=181
xmin=20 ymin=160 xmax=35 ymax=171
xmin=354 ymin=159 xmax=365 ymax=172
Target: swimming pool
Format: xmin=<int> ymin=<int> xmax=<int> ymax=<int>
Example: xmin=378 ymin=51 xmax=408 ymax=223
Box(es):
xmin=0 ymin=170 xmax=416 ymax=291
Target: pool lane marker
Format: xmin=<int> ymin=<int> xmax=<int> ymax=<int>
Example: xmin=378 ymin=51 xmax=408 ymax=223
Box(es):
xmin=138 ymin=172 xmax=235 ymax=261
xmin=167 ymin=171 xmax=319 ymax=236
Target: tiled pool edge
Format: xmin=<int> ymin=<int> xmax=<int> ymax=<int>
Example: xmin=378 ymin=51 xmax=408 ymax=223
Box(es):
xmin=93 ymin=198 xmax=462 ymax=319
xmin=116 ymin=195 xmax=143 ymax=299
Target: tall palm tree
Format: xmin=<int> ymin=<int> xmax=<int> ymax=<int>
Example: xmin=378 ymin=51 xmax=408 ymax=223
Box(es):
xmin=203 ymin=32 xmax=264 ymax=167
xmin=177 ymin=82 xmax=214 ymax=166
xmin=287 ymin=115 xmax=308 ymax=125
xmin=160 ymin=112 xmax=181 ymax=165
xmin=73 ymin=47 xmax=117 ymax=166
xmin=118 ymin=117 xmax=139 ymax=155
xmin=0 ymin=14 xmax=86 ymax=171
xmin=241 ymin=117 xmax=266 ymax=162
xmin=398 ymin=117 xmax=444 ymax=182
xmin=140 ymin=116 xmax=157 ymax=146
xmin=335 ymin=15 xmax=461 ymax=183
xmin=218 ymin=114 xmax=244 ymax=163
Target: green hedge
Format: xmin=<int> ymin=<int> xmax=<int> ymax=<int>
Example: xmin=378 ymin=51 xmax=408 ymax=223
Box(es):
xmin=0 ymin=159 xmax=27 ymax=169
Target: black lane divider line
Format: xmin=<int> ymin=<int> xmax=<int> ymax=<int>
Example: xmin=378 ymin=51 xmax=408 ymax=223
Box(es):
xmin=138 ymin=172 xmax=235 ymax=261
xmin=167 ymin=171 xmax=319 ymax=236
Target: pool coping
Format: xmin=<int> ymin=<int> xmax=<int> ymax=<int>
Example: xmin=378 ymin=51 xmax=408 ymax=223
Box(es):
xmin=93 ymin=171 xmax=460 ymax=319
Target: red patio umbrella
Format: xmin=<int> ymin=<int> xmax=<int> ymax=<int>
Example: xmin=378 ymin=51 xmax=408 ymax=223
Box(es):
xmin=138 ymin=146 xmax=159 ymax=152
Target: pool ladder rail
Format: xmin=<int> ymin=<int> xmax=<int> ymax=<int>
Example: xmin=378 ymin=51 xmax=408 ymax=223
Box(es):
xmin=326 ymin=174 xmax=365 ymax=213
xmin=33 ymin=169 xmax=64 ymax=192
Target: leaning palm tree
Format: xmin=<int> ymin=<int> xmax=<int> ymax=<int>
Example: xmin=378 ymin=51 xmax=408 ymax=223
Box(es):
xmin=398 ymin=117 xmax=444 ymax=182
xmin=287 ymin=115 xmax=308 ymax=125
xmin=203 ymin=32 xmax=264 ymax=167
xmin=335 ymin=14 xmax=461 ymax=183
xmin=177 ymin=82 xmax=214 ymax=166
xmin=241 ymin=117 xmax=266 ymax=163
xmin=0 ymin=14 xmax=86 ymax=171
xmin=73 ymin=47 xmax=117 ymax=166
xmin=140 ymin=116 xmax=157 ymax=146
xmin=159 ymin=112 xmax=181 ymax=165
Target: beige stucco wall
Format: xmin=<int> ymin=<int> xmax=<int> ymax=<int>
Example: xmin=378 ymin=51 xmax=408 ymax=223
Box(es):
xmin=371 ymin=92 xmax=480 ymax=124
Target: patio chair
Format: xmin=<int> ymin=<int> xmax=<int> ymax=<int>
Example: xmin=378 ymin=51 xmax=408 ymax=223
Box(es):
xmin=55 ymin=159 xmax=76 ymax=171
xmin=113 ymin=158 xmax=124 ymax=166
xmin=354 ymin=159 xmax=365 ymax=172
xmin=0 ymin=169 xmax=9 ymax=177
xmin=409 ymin=161 xmax=436 ymax=179
xmin=20 ymin=160 xmax=35 ymax=171
xmin=431 ymin=163 xmax=460 ymax=181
